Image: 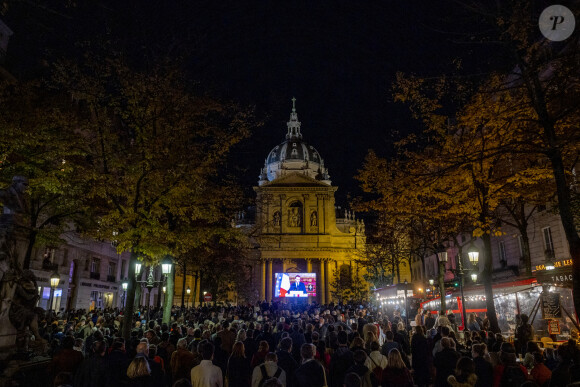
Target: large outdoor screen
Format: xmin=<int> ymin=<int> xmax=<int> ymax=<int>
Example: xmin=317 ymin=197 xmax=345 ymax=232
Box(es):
xmin=274 ymin=273 xmax=316 ymax=298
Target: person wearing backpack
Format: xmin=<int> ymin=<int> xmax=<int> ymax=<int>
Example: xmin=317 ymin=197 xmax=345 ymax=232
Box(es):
xmin=251 ymin=352 xmax=286 ymax=387
xmin=492 ymin=343 xmax=528 ymax=387
xmin=364 ymin=341 xmax=387 ymax=382
xmin=345 ymin=350 xmax=378 ymax=387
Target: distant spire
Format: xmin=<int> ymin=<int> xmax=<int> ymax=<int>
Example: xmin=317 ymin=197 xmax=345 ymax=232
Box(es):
xmin=286 ymin=97 xmax=302 ymax=140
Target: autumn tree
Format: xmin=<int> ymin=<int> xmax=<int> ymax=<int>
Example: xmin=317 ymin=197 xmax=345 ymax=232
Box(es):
xmin=0 ymin=81 xmax=87 ymax=270
xmin=393 ymin=0 xmax=580 ymax=321
xmin=49 ymin=52 xmax=254 ymax=339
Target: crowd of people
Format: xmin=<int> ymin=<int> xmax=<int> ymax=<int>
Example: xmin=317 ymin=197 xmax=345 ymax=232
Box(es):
xmin=37 ymin=302 xmax=580 ymax=387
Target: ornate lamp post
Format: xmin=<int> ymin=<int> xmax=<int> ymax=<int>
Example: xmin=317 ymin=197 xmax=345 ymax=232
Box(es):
xmin=121 ymin=278 xmax=128 ymax=308
xmin=437 ymin=246 xmax=448 ymax=313
xmin=186 ymin=287 xmax=191 ymax=308
xmin=134 ymin=257 xmax=173 ymax=326
xmin=49 ymin=271 xmax=60 ymax=314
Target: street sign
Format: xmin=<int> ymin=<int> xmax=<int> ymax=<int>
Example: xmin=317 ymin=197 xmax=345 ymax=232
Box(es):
xmin=204 ymin=293 xmax=212 ymax=302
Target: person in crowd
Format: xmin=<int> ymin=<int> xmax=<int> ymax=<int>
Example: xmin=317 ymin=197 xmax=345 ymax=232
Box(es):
xmin=433 ymin=326 xmax=451 ymax=357
xmin=109 ymin=339 xmax=130 ymax=387
xmin=549 ymin=345 xmax=571 ymax=387
xmin=276 ymin=337 xmax=298 ymax=387
xmin=73 ymin=340 xmax=111 ymax=387
xmin=530 ymin=352 xmax=551 ymax=386
xmin=251 ymin=340 xmax=271 ymax=369
xmin=515 ymin=314 xmax=534 ymax=358
xmin=343 ymin=372 xmax=362 ymax=387
xmin=523 ymin=341 xmax=542 ymax=369
xmin=127 ymin=350 xmax=154 ymax=387
xmin=434 ymin=337 xmax=461 ymax=387
xmin=48 ymin=335 xmax=84 ymax=383
xmin=467 ymin=313 xmax=481 ymax=332
xmin=344 ymin=349 xmax=377 ymax=387
xmin=425 ymin=311 xmax=436 ymax=330
xmin=543 ymin=348 xmax=558 ymax=371
xmin=491 ymin=342 xmax=528 ymax=387
xmin=330 ymin=331 xmax=354 ymax=387
xmin=191 ymin=342 xmax=223 ymax=387
xmin=380 ymin=330 xmax=401 ymax=357
xmin=227 ymin=341 xmax=251 ymax=387
xmin=218 ymin=321 xmax=237 ymax=355
xmin=364 ymin=341 xmax=387 ymax=381
xmin=447 ymin=357 xmax=477 ymax=387
xmin=294 ymin=343 xmax=326 ymax=387
xmin=289 ymin=324 xmax=306 ymax=362
xmin=434 ymin=311 xmax=451 ymax=331
xmin=471 ymin=343 xmax=493 ymax=387
xmin=411 ymin=325 xmax=431 ymax=387
xmin=381 ymin=348 xmax=413 ymax=387
xmin=171 ymin=337 xmax=198 ymax=382
xmin=251 ymin=352 xmax=286 ymax=387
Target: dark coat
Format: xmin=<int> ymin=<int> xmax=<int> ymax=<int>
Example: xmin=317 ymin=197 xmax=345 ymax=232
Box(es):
xmin=329 ymin=346 xmax=354 ymax=387
xmin=382 ymin=366 xmax=413 ymax=387
xmin=411 ymin=333 xmax=431 ymax=385
xmin=473 ymin=356 xmax=493 ymax=387
xmin=345 ymin=364 xmax=378 ymax=387
xmin=276 ymin=350 xmax=299 ymax=387
xmin=108 ymin=349 xmax=130 ymax=387
xmin=73 ymin=354 xmax=111 ymax=387
xmin=226 ymin=356 xmax=251 ymax=387
xmin=295 ymin=359 xmax=326 ymax=387
xmin=433 ymin=348 xmax=460 ymax=387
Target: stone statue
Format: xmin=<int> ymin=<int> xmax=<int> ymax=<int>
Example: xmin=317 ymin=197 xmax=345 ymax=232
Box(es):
xmin=289 ymin=208 xmax=301 ymax=227
xmin=310 ymin=211 xmax=317 ymax=226
xmin=0 ymin=176 xmax=46 ymax=355
xmin=273 ymin=211 xmax=281 ymax=226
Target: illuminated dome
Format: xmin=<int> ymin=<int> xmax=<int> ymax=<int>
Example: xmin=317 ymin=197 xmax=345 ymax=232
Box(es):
xmin=258 ymin=99 xmax=331 ymax=186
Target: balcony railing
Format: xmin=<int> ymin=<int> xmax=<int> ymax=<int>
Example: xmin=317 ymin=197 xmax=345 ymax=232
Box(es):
xmin=42 ymin=261 xmax=58 ymax=271
xmin=89 ymin=272 xmax=100 ymax=280
xmin=107 ymin=275 xmax=116 ymax=282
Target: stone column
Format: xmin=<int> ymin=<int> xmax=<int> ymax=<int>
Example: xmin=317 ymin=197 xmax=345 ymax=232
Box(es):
xmin=306 ymin=259 xmax=312 ymax=273
xmin=260 ymin=260 xmax=266 ymax=301
xmin=316 ymin=194 xmax=325 ymax=234
xmin=267 ymin=259 xmax=273 ymax=302
xmin=320 ymin=259 xmax=326 ymax=305
xmin=325 ymin=259 xmax=330 ymax=303
xmin=279 ymin=194 xmax=286 ymax=234
xmin=282 ymin=259 xmax=287 ymax=273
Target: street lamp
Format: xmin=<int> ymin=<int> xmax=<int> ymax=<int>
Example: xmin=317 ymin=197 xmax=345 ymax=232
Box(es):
xmin=135 ymin=258 xmax=173 ymax=326
xmin=436 ymin=245 xmax=448 ymax=313
xmin=49 ymin=271 xmax=60 ymax=314
xmin=121 ymin=278 xmax=128 ymax=308
xmin=186 ymin=286 xmax=191 ymax=308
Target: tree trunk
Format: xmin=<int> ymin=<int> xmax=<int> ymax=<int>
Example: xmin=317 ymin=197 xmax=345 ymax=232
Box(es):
xmin=547 ymin=151 xmax=580 ymax=321
xmin=482 ymin=232 xmax=500 ymax=333
xmin=438 ymin=261 xmax=446 ymax=314
xmin=193 ymin=270 xmax=199 ymax=308
xmin=520 ymin=228 xmax=532 ymax=278
xmin=163 ymin=264 xmax=174 ymax=324
xmin=181 ymin=262 xmax=186 ymax=308
xmin=22 ymin=229 xmax=38 ymax=270
xmin=198 ymin=271 xmax=204 ymax=304
xmin=122 ymin=250 xmax=138 ymax=341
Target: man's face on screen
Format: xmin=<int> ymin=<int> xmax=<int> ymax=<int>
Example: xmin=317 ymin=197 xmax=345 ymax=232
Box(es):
xmin=295 ymin=276 xmax=301 ymax=284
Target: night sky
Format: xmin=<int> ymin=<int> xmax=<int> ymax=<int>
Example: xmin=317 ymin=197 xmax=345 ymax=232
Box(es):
xmin=3 ymin=0 xmax=557 ymax=204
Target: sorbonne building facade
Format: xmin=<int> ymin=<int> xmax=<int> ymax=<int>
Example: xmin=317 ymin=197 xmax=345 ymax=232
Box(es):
xmin=251 ymin=101 xmax=366 ymax=304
